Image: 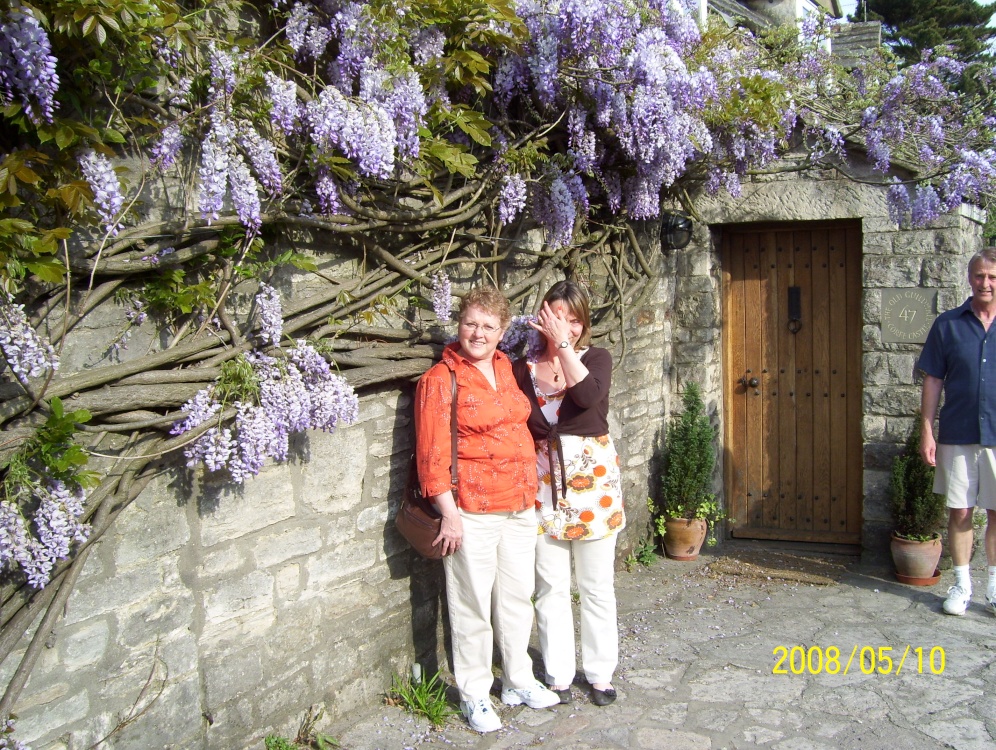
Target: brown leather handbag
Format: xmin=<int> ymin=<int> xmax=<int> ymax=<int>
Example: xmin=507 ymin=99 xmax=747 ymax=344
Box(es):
xmin=396 ymin=371 xmax=457 ymax=559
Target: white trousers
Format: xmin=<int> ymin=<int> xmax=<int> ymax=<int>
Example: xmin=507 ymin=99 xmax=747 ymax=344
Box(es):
xmin=443 ymin=508 xmax=538 ymax=701
xmin=534 ymin=532 xmax=618 ymax=686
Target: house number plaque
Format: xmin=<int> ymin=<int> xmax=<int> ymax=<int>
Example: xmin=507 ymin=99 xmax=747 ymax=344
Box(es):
xmin=881 ymin=288 xmax=937 ymax=343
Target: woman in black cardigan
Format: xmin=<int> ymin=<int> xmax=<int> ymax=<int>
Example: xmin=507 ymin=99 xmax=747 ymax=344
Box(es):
xmin=512 ymin=280 xmax=625 ymax=707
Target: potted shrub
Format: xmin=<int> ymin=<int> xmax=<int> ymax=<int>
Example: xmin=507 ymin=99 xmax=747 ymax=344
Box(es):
xmin=890 ymin=423 xmax=946 ymax=585
xmin=654 ymin=383 xmax=725 ymax=560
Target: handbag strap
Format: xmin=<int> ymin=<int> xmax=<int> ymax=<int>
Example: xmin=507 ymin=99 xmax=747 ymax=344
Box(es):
xmin=449 ymin=369 xmax=458 ymax=489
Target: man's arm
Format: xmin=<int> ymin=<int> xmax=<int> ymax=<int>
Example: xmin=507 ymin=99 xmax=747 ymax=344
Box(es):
xmin=920 ymin=374 xmax=943 ymax=466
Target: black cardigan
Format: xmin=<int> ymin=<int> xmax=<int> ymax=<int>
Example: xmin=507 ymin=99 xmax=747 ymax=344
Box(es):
xmin=512 ymin=346 xmax=613 ymax=499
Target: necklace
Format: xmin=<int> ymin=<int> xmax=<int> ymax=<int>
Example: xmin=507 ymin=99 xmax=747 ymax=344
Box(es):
xmin=546 ymin=358 xmax=562 ymax=383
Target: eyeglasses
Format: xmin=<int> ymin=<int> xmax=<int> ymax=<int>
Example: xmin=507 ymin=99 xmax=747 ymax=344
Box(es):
xmin=460 ymin=321 xmax=501 ymax=335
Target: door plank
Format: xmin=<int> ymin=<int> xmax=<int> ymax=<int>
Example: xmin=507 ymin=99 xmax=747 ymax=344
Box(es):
xmin=811 ymin=229 xmax=832 ymax=532
xmin=845 ymin=225 xmax=864 ymax=534
xmin=828 ymin=226 xmax=850 ymax=535
xmin=776 ymin=230 xmax=797 ymax=531
xmin=723 ymin=233 xmax=749 ymax=530
xmin=759 ymin=230 xmax=780 ymax=529
xmin=744 ymin=233 xmax=764 ymax=527
xmin=793 ymin=230 xmax=814 ymax=532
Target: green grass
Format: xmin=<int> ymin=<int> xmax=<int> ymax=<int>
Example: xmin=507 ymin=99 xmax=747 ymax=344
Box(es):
xmin=390 ymin=669 xmax=455 ymax=728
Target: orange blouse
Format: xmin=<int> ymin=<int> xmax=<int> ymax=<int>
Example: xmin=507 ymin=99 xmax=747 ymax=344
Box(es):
xmin=415 ymin=344 xmax=537 ymax=513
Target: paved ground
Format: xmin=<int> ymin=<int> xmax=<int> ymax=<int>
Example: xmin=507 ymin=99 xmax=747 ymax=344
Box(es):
xmin=328 ymin=545 xmax=996 ymax=749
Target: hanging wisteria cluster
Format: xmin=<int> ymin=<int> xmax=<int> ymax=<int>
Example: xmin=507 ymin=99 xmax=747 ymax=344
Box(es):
xmin=0 ymin=4 xmax=59 ymax=126
xmin=0 ymin=481 xmax=90 ymax=590
xmin=171 ymin=287 xmax=360 ymax=483
xmin=0 ymin=296 xmax=59 ymax=385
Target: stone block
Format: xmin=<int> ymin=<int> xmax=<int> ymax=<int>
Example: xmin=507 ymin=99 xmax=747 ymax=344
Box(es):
xmin=862 ymin=353 xmax=890 ymax=386
xmin=65 ymin=557 xmax=178 ymax=625
xmin=115 ymin=588 xmax=196 ymax=651
xmin=112 ymin=476 xmax=190 ymax=569
xmin=356 ymin=504 xmax=388 ymax=533
xmin=203 ymin=646 xmax=265 ymax=706
xmin=864 ymin=441 xmax=903 ymax=471
xmin=253 ymin=526 xmax=323 ymax=569
xmin=61 ymin=619 xmax=111 ymax=671
xmin=891 ymin=230 xmax=935 ymax=256
xmin=14 ymin=690 xmax=89 ymax=747
xmin=275 ymin=563 xmax=302 ymax=601
xmin=199 ymin=468 xmax=296 ymax=547
xmin=864 ymin=256 xmax=921 ymax=288
xmin=300 ymin=426 xmax=366 ymax=514
xmin=112 ymin=675 xmax=205 ymax=750
xmin=863 ymin=469 xmax=892 ymax=522
xmin=922 ymin=256 xmax=968 ymax=287
xmin=863 ymin=385 xmax=921 ymax=416
xmin=887 ymin=353 xmax=919 ymax=385
xmin=862 ymin=232 xmax=892 ymax=255
xmin=202 ymin=569 xmax=275 ymax=644
xmin=303 ymin=541 xmax=379 ymax=596
xmin=198 ymin=544 xmax=245 ymax=579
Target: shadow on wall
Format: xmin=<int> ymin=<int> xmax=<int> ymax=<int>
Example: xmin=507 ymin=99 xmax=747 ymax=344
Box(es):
xmin=382 ymin=381 xmax=450 ymax=680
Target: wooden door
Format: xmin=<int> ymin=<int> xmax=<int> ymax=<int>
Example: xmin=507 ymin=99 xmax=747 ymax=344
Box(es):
xmin=721 ymin=222 xmax=863 ymax=545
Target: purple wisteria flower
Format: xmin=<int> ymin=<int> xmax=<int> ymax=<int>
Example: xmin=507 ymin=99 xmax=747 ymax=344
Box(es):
xmin=256 ymin=282 xmax=283 ymax=344
xmin=207 ymin=42 xmax=239 ymax=98
xmin=237 ymin=123 xmax=283 ymax=195
xmin=78 ymin=150 xmax=124 ymax=235
xmin=499 ymin=315 xmax=542 ymax=359
xmin=887 ymin=181 xmax=911 ymax=226
xmin=0 ymin=5 xmax=59 ymax=125
xmin=0 ymin=482 xmax=89 ymax=590
xmin=151 ymin=122 xmax=183 ymax=171
xmin=198 ymin=114 xmax=232 ymax=223
xmin=175 ymin=344 xmax=360 ymax=483
xmin=306 ymin=86 xmax=397 ymax=179
xmin=498 ymin=174 xmax=527 ymax=225
xmin=429 ymin=272 xmax=451 ymax=322
xmin=0 ymin=295 xmax=59 ymax=384
xmin=228 ymin=152 xmax=262 ymax=232
xmin=171 ymin=388 xmax=222 ymax=435
xmin=266 ymin=72 xmax=299 ymax=135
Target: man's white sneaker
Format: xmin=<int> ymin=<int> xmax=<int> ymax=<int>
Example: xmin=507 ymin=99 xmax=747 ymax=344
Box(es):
xmin=986 ymin=592 xmax=996 ymax=616
xmin=501 ymin=681 xmax=561 ymax=709
xmin=460 ymin=697 xmax=501 ymax=733
xmin=942 ymin=584 xmax=971 ymax=615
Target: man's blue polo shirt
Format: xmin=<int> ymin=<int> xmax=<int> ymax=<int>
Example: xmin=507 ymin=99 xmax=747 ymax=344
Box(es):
xmin=918 ymin=298 xmax=996 ymax=446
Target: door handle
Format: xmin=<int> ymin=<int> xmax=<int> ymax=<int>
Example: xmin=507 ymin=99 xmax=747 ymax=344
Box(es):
xmin=738 ymin=376 xmax=760 ymax=388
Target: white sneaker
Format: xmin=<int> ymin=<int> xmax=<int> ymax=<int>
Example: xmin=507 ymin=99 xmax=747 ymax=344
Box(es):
xmin=501 ymin=681 xmax=561 ymax=709
xmin=986 ymin=592 xmax=996 ymax=616
xmin=942 ymin=584 xmax=971 ymax=615
xmin=461 ymin=697 xmax=501 ymax=733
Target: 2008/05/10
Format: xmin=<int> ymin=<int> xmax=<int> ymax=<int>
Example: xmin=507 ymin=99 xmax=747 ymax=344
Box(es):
xmin=772 ymin=645 xmax=946 ymax=675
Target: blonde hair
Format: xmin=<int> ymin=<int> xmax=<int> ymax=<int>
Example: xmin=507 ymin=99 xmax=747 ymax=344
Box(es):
xmin=459 ymin=286 xmax=511 ymax=329
xmin=542 ymin=280 xmax=592 ymax=349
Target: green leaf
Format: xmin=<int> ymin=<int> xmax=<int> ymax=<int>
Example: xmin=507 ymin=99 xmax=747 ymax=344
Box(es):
xmin=102 ymin=128 xmax=126 ymax=144
xmin=26 ymin=259 xmax=66 ymax=283
xmin=55 ymin=125 xmax=75 ymax=150
xmin=81 ymin=15 xmax=97 ymax=36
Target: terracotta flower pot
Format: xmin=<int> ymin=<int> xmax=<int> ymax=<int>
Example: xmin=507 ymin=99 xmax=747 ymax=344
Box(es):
xmin=662 ymin=517 xmax=708 ymax=561
xmin=890 ymin=532 xmax=942 ymax=586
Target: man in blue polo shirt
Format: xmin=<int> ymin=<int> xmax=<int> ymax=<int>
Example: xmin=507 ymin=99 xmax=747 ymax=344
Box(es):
xmin=919 ymin=247 xmax=996 ymax=616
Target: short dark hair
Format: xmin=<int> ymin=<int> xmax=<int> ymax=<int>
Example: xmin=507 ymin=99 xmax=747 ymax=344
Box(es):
xmin=541 ymin=280 xmax=592 ymax=349
xmin=458 ymin=286 xmax=511 ymax=329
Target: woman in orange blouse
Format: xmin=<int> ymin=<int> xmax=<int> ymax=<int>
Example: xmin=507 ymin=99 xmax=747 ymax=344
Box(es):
xmin=414 ymin=286 xmax=559 ymax=734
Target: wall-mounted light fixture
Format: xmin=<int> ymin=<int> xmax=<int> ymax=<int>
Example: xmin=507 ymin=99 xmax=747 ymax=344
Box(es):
xmin=660 ymin=210 xmax=693 ymax=251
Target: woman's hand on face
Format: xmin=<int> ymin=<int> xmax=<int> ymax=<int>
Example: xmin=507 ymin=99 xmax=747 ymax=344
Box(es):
xmin=433 ymin=510 xmax=463 ymax=556
xmin=529 ymin=301 xmax=570 ymax=346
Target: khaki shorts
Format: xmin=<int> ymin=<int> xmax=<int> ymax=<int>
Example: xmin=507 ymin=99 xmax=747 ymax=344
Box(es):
xmin=933 ymin=444 xmax=996 ymax=510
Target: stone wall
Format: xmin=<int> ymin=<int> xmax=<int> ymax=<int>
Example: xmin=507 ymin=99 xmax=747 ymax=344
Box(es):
xmin=6 ymin=241 xmax=670 ymax=749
